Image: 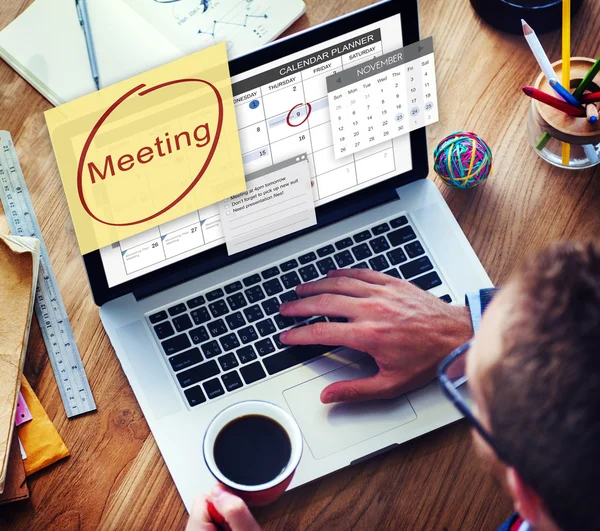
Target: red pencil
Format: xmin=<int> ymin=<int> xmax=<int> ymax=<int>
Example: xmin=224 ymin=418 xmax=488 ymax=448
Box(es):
xmin=522 ymin=86 xmax=586 ymax=117
xmin=581 ymin=91 xmax=600 ymax=104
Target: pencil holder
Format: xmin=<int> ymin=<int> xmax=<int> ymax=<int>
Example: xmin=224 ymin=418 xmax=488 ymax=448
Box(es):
xmin=527 ymin=58 xmax=600 ymax=169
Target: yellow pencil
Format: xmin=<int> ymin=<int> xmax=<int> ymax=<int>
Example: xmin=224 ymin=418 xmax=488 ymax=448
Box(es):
xmin=562 ymin=0 xmax=571 ymax=166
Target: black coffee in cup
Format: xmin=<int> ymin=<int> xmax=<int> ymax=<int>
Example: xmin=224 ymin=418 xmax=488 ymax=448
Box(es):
xmin=214 ymin=414 xmax=292 ymax=486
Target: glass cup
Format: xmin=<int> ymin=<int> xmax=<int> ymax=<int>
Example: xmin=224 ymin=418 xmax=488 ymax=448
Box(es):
xmin=527 ymin=58 xmax=600 ymax=170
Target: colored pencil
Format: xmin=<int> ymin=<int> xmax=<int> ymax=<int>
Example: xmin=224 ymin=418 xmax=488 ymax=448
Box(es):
xmin=586 ymin=104 xmax=599 ymax=123
xmin=522 ymin=86 xmax=586 ymax=116
xmin=573 ymin=57 xmax=600 ymax=100
xmin=581 ymin=92 xmax=600 ymax=104
xmin=561 ymin=0 xmax=571 ymax=166
xmin=521 ymin=20 xmax=556 ymax=83
xmin=583 ymin=144 xmax=600 ymax=164
xmin=549 ymin=79 xmax=581 ymax=107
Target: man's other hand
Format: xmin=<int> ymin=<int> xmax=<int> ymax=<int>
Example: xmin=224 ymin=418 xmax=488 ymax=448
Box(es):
xmin=279 ymin=269 xmax=472 ymax=404
xmin=186 ymin=485 xmax=262 ymax=531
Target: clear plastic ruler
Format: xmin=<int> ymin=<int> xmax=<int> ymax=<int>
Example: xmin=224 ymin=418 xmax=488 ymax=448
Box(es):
xmin=0 ymin=131 xmax=96 ymax=418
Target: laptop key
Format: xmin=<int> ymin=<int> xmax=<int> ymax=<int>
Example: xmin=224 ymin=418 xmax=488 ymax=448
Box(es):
xmin=184 ymin=386 xmax=206 ymax=407
xmin=189 ymin=326 xmax=209 ymax=345
xmin=209 ymin=300 xmax=228 ymax=318
xmin=351 ymin=262 xmax=369 ymax=269
xmin=169 ymin=347 xmax=203 ymax=372
xmin=225 ymin=312 xmax=246 ymax=330
xmin=222 ymin=371 xmax=243 ymax=392
xmin=149 ymin=310 xmax=168 ymax=324
xmin=274 ymin=314 xmax=295 ymax=330
xmin=281 ymin=271 xmax=301 ymax=289
xmin=186 ymin=296 xmax=205 ymax=309
xmin=227 ymin=293 xmax=247 ymax=311
xmin=256 ymin=318 xmax=276 ymax=337
xmin=400 ymin=257 xmax=433 ymax=280
xmin=201 ymin=340 xmax=222 ymax=359
xmin=218 ymin=353 xmax=239 ymax=371
xmin=335 ymin=237 xmax=354 ymax=250
xmin=369 ymin=255 xmax=390 ymax=272
xmin=177 ymin=360 xmax=220 ymax=388
xmin=298 ymin=252 xmax=316 ymax=265
xmin=224 ymin=281 xmax=243 ymax=294
xmin=316 ymin=257 xmax=336 ymax=275
xmin=440 ymin=294 xmax=453 ymax=304
xmin=236 ymin=345 xmax=257 ymax=364
xmin=203 ymin=378 xmax=225 ymax=399
xmin=370 ymin=236 xmax=390 ymax=254
xmin=261 ymin=266 xmax=280 ymax=279
xmin=244 ymin=305 xmax=264 ymax=322
xmin=351 ymin=243 xmax=373 ymax=260
xmin=405 ymin=240 xmax=425 ymax=259
xmin=317 ymin=245 xmax=335 ymax=257
xmin=208 ymin=319 xmax=227 ymax=337
xmin=238 ymin=325 xmax=258 ymax=344
xmin=280 ymin=259 xmax=298 ymax=271
xmin=411 ymin=272 xmax=442 ymax=291
xmin=162 ymin=334 xmax=191 ymax=356
xmin=387 ymin=248 xmax=408 ymax=265
xmin=384 ymin=268 xmax=402 ymax=279
xmin=191 ymin=307 xmax=211 ymax=325
xmin=299 ymin=264 xmax=319 ymax=282
xmin=280 ymin=291 xmax=299 ymax=303
xmin=263 ymin=278 xmax=284 ymax=297
xmin=153 ymin=321 xmax=174 ymax=340
xmin=334 ymin=250 xmax=355 ymax=268
xmin=206 ymin=288 xmax=224 ymax=302
xmin=245 ymin=285 xmax=266 ymax=303
xmin=219 ymin=333 xmax=240 ymax=352
xmin=173 ymin=314 xmax=193 ymax=333
xmin=372 ymin=222 xmax=390 ymax=235
xmin=167 ymin=303 xmax=186 ymax=317
xmin=263 ymin=344 xmax=333 ymax=375
xmin=388 ymin=226 xmax=417 ymax=247
xmin=240 ymin=362 xmax=266 ymax=384
xmin=243 ymin=274 xmax=261 ymax=287
xmin=273 ymin=333 xmax=286 ymax=350
xmin=255 ymin=338 xmax=275 ymax=357
xmin=353 ymin=230 xmax=371 ymax=243
xmin=262 ymin=297 xmax=280 ymax=315
xmin=390 ymin=215 xmax=408 ymax=228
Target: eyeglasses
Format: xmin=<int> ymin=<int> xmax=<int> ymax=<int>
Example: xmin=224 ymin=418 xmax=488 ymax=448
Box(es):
xmin=437 ymin=340 xmax=509 ymax=463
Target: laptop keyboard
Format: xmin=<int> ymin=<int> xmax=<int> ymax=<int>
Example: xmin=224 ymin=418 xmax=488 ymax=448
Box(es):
xmin=146 ymin=213 xmax=453 ymax=409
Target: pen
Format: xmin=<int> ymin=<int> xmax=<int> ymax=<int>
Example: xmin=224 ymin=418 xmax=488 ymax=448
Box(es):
xmin=522 ymin=86 xmax=586 ymax=117
xmin=549 ymin=78 xmax=581 ymax=108
xmin=75 ymin=0 xmax=100 ymax=90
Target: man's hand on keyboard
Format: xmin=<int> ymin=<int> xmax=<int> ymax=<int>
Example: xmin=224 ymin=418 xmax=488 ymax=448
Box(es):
xmin=186 ymin=485 xmax=262 ymax=531
xmin=279 ymin=269 xmax=472 ymax=404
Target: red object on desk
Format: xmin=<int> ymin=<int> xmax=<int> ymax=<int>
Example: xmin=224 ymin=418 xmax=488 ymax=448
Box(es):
xmin=207 ymin=501 xmax=232 ymax=531
xmin=522 ymin=86 xmax=586 ymax=117
xmin=581 ymin=91 xmax=600 ymax=103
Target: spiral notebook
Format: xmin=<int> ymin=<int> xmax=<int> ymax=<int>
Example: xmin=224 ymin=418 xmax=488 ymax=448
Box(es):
xmin=0 ymin=0 xmax=305 ymax=107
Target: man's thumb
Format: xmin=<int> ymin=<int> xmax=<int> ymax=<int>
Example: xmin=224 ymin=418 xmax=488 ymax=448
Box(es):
xmin=320 ymin=374 xmax=395 ymax=404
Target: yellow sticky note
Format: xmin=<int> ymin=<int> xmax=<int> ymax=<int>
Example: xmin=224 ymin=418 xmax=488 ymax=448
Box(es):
xmin=45 ymin=43 xmax=245 ymax=255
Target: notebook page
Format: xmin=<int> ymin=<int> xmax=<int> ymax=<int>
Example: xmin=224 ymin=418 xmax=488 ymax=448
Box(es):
xmin=0 ymin=0 xmax=183 ymax=105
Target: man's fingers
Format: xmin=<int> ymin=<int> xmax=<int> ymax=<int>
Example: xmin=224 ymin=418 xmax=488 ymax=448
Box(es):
xmin=280 ymin=322 xmax=363 ymax=350
xmin=320 ymin=373 xmax=401 ymax=404
xmin=295 ymin=276 xmax=383 ymax=299
xmin=186 ymin=494 xmax=216 ymax=531
xmin=327 ymin=268 xmax=393 ymax=285
xmin=210 ymin=485 xmax=262 ymax=531
xmin=279 ymin=293 xmax=360 ymax=319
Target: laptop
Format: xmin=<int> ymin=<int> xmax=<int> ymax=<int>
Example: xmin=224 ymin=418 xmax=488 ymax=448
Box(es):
xmin=86 ymin=0 xmax=492 ymax=511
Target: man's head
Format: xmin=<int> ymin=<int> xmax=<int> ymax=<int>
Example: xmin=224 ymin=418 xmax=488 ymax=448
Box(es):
xmin=467 ymin=241 xmax=600 ymax=531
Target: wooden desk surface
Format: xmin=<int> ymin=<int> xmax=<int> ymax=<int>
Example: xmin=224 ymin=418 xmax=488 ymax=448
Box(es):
xmin=1 ymin=0 xmax=599 ymax=529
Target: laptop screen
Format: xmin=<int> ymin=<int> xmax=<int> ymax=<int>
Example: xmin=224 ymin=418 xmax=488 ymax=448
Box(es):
xmin=97 ymin=12 xmax=411 ymax=288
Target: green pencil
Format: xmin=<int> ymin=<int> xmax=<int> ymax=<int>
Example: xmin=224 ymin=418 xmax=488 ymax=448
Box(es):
xmin=573 ymin=57 xmax=600 ymax=100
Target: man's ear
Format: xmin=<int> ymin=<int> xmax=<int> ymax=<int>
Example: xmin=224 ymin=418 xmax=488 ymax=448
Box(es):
xmin=505 ymin=467 xmax=543 ymax=525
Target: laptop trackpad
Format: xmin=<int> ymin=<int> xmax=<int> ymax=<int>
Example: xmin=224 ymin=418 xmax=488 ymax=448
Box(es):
xmin=283 ymin=356 xmax=417 ymax=460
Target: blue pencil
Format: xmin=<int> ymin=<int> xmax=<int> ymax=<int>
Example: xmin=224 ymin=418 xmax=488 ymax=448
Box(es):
xmin=549 ymin=78 xmax=581 ymax=107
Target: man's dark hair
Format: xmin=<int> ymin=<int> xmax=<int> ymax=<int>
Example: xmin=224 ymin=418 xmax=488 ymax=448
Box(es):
xmin=486 ymin=241 xmax=600 ymax=531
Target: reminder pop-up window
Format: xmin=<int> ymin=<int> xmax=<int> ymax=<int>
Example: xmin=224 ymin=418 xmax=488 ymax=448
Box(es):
xmin=219 ymin=155 xmax=316 ymax=255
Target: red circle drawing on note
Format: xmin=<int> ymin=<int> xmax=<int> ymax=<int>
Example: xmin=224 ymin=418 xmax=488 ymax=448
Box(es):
xmin=286 ymin=103 xmax=312 ymax=127
xmin=76 ymin=78 xmax=224 ymax=227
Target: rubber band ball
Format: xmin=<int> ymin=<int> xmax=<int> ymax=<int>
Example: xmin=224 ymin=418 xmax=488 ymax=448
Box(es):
xmin=433 ymin=132 xmax=493 ymax=189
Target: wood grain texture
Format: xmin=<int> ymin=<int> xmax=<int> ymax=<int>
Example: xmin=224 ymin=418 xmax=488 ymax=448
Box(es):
xmin=0 ymin=0 xmax=599 ymax=529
